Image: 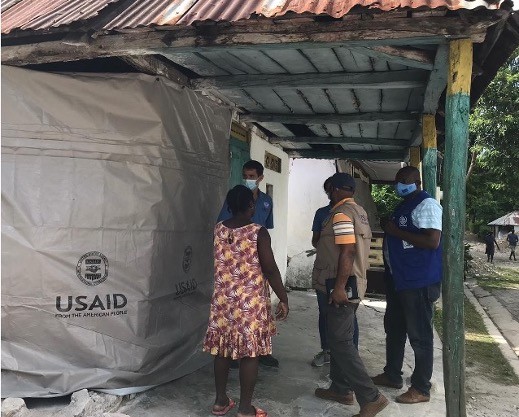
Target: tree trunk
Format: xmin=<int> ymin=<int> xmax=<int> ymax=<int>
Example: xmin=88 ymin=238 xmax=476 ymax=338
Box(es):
xmin=465 ymin=150 xmax=478 ymax=181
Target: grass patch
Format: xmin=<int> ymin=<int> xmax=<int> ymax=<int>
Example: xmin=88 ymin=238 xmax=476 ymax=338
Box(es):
xmin=434 ymin=297 xmax=519 ymax=385
xmin=476 ymin=267 xmax=519 ymax=291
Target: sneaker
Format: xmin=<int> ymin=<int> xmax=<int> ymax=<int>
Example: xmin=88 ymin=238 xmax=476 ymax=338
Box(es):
xmin=259 ymin=354 xmax=279 ymax=368
xmin=371 ymin=373 xmax=403 ymax=389
xmin=353 ymin=394 xmax=389 ymax=417
xmin=314 ymin=387 xmax=354 ymax=405
xmin=395 ymin=387 xmax=430 ymax=404
xmin=311 ymin=350 xmax=330 ymax=367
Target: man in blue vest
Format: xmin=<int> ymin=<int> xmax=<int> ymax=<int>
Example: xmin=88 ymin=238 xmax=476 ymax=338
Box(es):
xmin=371 ymin=166 xmax=442 ymax=404
xmin=217 ymin=159 xmax=277 ymax=368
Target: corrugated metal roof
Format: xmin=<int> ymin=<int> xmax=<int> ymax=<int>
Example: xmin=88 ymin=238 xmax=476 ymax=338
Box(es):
xmin=1 ymin=0 xmax=118 ymax=33
xmin=1 ymin=0 xmax=501 ymax=34
xmin=489 ymin=211 xmax=519 ymax=226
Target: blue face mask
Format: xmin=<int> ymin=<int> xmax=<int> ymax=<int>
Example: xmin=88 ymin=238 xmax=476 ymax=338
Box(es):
xmin=243 ymin=179 xmax=258 ymax=191
xmin=395 ymin=182 xmax=417 ymax=197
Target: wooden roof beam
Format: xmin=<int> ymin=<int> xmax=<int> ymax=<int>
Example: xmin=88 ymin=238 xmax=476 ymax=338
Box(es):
xmin=191 ymin=69 xmax=427 ymax=91
xmin=241 ymin=111 xmax=417 ymax=124
xmin=286 ymin=150 xmax=406 ymax=160
xmin=121 ymin=55 xmax=189 ymax=87
xmin=423 ymin=44 xmax=449 ymax=114
xmin=270 ymin=136 xmax=408 ymax=147
xmin=1 ymin=15 xmax=498 ymax=66
xmin=350 ymin=46 xmax=435 ymax=70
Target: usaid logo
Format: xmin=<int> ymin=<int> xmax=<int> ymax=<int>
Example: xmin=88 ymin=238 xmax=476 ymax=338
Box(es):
xmin=76 ymin=251 xmax=108 ymax=286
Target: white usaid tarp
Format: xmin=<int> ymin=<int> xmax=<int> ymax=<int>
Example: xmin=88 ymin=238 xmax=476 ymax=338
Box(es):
xmin=1 ymin=66 xmax=232 ymax=397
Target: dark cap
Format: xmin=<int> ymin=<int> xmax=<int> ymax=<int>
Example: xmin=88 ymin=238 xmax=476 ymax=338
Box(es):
xmin=330 ymin=173 xmax=356 ymax=192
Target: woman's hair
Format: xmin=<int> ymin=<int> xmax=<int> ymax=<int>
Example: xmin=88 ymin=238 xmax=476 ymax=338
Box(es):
xmin=226 ymin=185 xmax=254 ymax=215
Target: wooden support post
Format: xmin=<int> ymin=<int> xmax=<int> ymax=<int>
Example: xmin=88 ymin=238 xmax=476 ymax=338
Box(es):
xmin=422 ymin=114 xmax=437 ymax=199
xmin=409 ymin=147 xmax=422 ymax=176
xmin=443 ymin=38 xmax=472 ymax=417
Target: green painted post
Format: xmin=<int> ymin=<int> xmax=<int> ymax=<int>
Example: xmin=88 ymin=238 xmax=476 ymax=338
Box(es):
xmin=443 ymin=39 xmax=472 ymax=417
xmin=422 ymin=114 xmax=437 ymax=199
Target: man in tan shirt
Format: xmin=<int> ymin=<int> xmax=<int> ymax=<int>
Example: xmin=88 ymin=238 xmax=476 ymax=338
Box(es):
xmin=313 ymin=173 xmax=388 ymax=417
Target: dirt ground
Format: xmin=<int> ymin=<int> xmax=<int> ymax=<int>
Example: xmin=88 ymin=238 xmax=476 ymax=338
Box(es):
xmin=464 ymin=233 xmax=519 ymax=417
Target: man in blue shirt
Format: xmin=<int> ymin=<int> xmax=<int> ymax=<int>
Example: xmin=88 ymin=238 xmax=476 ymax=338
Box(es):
xmin=507 ymin=230 xmax=518 ymax=261
xmin=217 ymin=160 xmax=277 ymax=368
xmin=217 ymin=160 xmax=273 ymax=229
xmin=371 ymin=166 xmax=442 ymax=404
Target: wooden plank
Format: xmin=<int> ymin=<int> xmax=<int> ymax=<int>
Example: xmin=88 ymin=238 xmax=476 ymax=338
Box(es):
xmin=191 ymin=69 xmax=427 ymax=90
xmin=161 ymin=51 xmax=229 ymax=76
xmin=241 ymin=111 xmax=417 ymax=124
xmin=350 ymin=46 xmax=435 ymax=70
xmin=298 ymin=48 xmax=345 ymax=72
xmin=421 ymin=114 xmax=438 ymax=198
xmin=120 ymin=55 xmax=189 ymax=86
xmin=423 ymin=44 xmax=449 ymax=113
xmin=270 ymin=136 xmax=408 ymax=146
xmin=1 ymin=16 xmax=496 ymax=66
xmin=262 ymin=49 xmax=318 ymax=74
xmin=409 ymin=146 xmax=421 ymax=168
xmin=286 ymin=150 xmax=405 ymax=160
xmin=443 ymin=38 xmax=472 ymax=417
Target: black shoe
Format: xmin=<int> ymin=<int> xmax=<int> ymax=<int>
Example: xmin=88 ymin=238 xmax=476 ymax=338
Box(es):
xmin=259 ymin=354 xmax=279 ymax=368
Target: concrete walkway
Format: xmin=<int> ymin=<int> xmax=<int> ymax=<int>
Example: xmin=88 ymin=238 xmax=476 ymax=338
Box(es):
xmin=3 ymin=291 xmax=446 ymax=417
xmin=115 ymin=291 xmax=445 ymax=417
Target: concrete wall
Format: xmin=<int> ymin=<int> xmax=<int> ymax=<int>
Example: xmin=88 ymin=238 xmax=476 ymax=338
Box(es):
xmin=285 ymin=159 xmax=381 ymax=289
xmin=250 ymin=132 xmax=290 ymax=281
xmin=285 ymin=159 xmax=336 ymax=288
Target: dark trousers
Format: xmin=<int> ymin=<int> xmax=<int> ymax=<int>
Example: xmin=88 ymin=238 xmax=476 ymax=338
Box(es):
xmin=327 ymin=303 xmax=379 ymax=406
xmin=383 ymin=271 xmax=441 ymax=396
xmin=317 ymin=289 xmax=359 ymax=351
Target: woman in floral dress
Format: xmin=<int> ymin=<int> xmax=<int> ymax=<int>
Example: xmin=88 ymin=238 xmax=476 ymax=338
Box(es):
xmin=203 ymin=185 xmax=289 ymax=417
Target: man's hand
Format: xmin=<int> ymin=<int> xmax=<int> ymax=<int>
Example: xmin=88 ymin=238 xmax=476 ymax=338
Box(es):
xmin=275 ymin=301 xmax=289 ymax=320
xmin=329 ymin=287 xmax=349 ymax=307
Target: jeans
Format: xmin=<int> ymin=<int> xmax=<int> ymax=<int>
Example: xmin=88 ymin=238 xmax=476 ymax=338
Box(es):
xmin=383 ymin=271 xmax=441 ymax=396
xmin=327 ymin=303 xmax=379 ymax=406
xmin=316 ymin=290 xmax=329 ymax=350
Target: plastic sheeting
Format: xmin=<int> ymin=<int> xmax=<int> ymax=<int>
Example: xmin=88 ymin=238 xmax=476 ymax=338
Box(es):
xmin=1 ymin=66 xmax=232 ymax=397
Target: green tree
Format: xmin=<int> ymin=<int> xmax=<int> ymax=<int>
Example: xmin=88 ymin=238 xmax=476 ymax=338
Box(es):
xmin=371 ymin=184 xmax=400 ymax=223
xmin=466 ymin=48 xmax=519 ymax=236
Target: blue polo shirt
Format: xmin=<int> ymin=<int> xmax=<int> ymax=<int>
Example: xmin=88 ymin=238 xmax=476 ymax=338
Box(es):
xmin=217 ymin=190 xmax=274 ymax=229
xmin=312 ymin=204 xmax=332 ymax=232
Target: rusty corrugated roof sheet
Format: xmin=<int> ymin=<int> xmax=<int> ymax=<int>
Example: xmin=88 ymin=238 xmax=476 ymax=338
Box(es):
xmin=1 ymin=0 xmax=502 ymax=34
xmin=1 ymin=0 xmax=119 ymax=33
xmin=489 ymin=211 xmax=519 ymax=226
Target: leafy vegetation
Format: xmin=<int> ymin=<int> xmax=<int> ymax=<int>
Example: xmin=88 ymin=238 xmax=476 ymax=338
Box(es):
xmin=434 ymin=298 xmax=519 ymax=385
xmin=371 ymin=184 xmax=400 ymax=223
xmin=466 ymin=48 xmax=519 ymax=236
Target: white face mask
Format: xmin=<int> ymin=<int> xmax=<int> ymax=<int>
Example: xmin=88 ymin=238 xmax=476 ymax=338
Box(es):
xmin=243 ymin=179 xmax=258 ymax=191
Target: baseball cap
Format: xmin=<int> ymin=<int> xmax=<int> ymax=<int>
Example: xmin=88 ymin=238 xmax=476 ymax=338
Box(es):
xmin=330 ymin=173 xmax=356 ymax=192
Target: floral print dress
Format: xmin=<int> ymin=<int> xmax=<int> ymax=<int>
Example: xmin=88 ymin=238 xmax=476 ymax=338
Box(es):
xmin=203 ymin=222 xmax=276 ymax=359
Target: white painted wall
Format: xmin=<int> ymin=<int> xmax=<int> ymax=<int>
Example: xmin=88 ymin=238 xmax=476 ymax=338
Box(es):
xmin=285 ymin=159 xmax=336 ymax=288
xmin=250 ymin=133 xmax=290 ymax=281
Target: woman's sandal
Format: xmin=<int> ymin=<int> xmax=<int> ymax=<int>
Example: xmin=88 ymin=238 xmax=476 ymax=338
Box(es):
xmin=211 ymin=398 xmax=236 ymax=416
